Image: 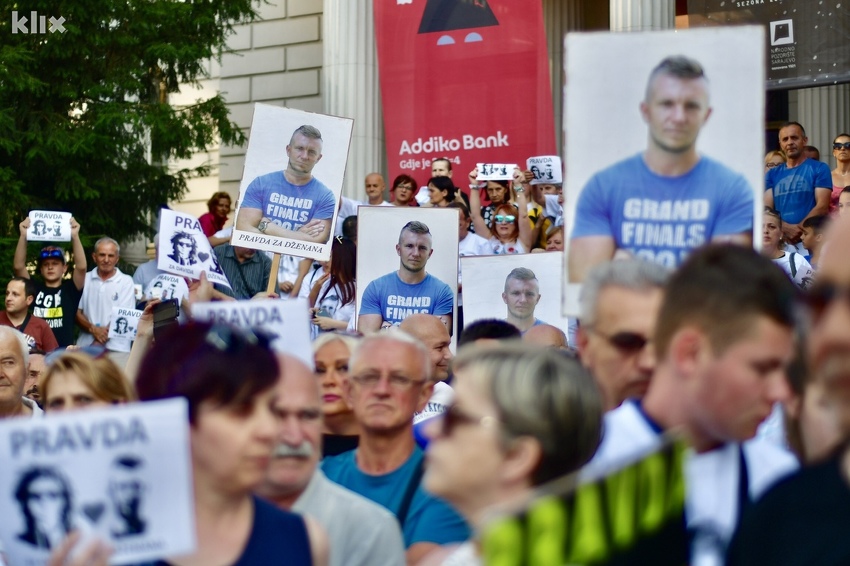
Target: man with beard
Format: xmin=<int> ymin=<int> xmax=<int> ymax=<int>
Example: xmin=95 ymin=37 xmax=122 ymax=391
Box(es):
xmin=257 ymin=354 xmax=405 ymax=566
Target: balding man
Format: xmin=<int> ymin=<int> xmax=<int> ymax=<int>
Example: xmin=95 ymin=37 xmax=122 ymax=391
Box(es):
xmin=258 ymin=354 xmax=404 ymax=566
xmin=364 ymin=173 xmax=392 ymax=207
xmin=322 ymin=331 xmax=469 ymax=564
xmin=0 ymin=327 xmax=42 ymax=418
xmin=523 ymin=323 xmax=569 ymax=350
xmin=400 ymin=314 xmax=454 ymax=425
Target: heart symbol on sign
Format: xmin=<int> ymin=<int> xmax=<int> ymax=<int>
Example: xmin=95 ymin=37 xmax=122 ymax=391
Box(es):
xmin=82 ymin=502 xmax=106 ymax=523
xmin=198 ymin=252 xmax=209 ymax=263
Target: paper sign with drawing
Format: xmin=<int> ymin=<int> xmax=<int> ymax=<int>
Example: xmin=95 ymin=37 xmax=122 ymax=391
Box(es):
xmin=157 ymin=209 xmax=231 ymax=288
xmin=27 ymin=211 xmax=72 ymax=242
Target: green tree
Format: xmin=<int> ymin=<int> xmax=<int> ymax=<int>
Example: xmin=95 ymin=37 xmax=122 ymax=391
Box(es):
xmin=0 ymin=0 xmax=258 ymax=271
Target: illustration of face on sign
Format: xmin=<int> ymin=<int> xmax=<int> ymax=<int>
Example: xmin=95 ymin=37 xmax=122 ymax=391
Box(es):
xmin=158 ymin=209 xmax=231 ymax=289
xmin=13 ymin=466 xmax=73 ymax=550
xmin=109 ymin=455 xmax=147 ymax=538
xmin=232 ymin=104 xmax=354 ymax=262
xmin=526 ymin=155 xmax=562 ymax=185
xmin=562 ymin=26 xmax=764 ymax=316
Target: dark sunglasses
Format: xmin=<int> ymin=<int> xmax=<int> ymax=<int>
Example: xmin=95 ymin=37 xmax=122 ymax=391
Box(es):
xmin=494 ymin=214 xmax=516 ymax=223
xmin=39 ymin=247 xmax=65 ymax=261
xmin=765 ymin=162 xmax=782 ymax=169
xmin=833 ymin=142 xmax=850 ymax=150
xmin=439 ymin=404 xmax=498 ymax=437
xmin=805 ymin=283 xmax=850 ymax=322
xmin=590 ymin=328 xmax=649 ymax=353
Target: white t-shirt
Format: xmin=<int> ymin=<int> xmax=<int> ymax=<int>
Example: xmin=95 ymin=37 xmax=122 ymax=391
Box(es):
xmin=772 ymin=252 xmax=814 ymax=289
xmin=583 ymin=400 xmax=798 ymax=566
xmin=275 ymin=254 xmax=302 ymax=299
xmin=312 ymin=279 xmax=355 ymax=340
xmin=413 ymin=381 xmax=454 ymax=424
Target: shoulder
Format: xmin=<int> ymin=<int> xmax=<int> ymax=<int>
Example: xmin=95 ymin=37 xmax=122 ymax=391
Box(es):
xmin=248 ymin=171 xmax=281 ymax=186
xmin=742 ymin=438 xmax=799 ymax=499
xmin=587 ymin=153 xmax=645 ymax=182
xmin=582 ymin=402 xmax=661 ymax=479
xmin=312 ymin=471 xmax=399 ymax=524
xmin=321 ymin=449 xmax=357 ymax=478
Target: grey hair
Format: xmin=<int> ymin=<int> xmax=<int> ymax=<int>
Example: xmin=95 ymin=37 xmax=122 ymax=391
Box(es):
xmin=504 ymin=267 xmax=538 ymax=292
xmin=94 ymin=237 xmax=120 ymax=256
xmin=349 ymin=329 xmax=432 ymax=382
xmin=453 ymin=342 xmax=603 ymax=485
xmin=579 ymin=259 xmax=671 ymax=327
xmin=0 ymin=326 xmax=29 ymax=370
xmin=311 ymin=332 xmax=361 ymax=357
xmin=290 ymin=125 xmax=323 ymax=144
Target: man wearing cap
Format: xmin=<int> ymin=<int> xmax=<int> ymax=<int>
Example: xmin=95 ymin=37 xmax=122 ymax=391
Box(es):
xmin=13 ymin=217 xmax=87 ymax=347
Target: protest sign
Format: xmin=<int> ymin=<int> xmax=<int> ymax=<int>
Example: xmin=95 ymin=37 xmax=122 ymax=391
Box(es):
xmin=27 ymin=211 xmax=71 ymax=242
xmin=107 ymin=307 xmax=143 ymax=341
xmin=190 ymin=298 xmax=313 ymax=368
xmin=526 ymin=156 xmax=562 ymax=185
xmin=232 ymin=104 xmax=354 ymax=262
xmin=157 ymin=209 xmax=231 ymax=289
xmin=0 ymin=399 xmax=195 ymax=566
xmin=476 ymin=163 xmax=518 ymax=181
xmin=480 ymin=438 xmax=688 ymax=566
xmin=142 ymin=274 xmax=189 ymax=303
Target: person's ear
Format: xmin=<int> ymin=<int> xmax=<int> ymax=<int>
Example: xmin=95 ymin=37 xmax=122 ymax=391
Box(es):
xmin=396 ymin=244 xmax=401 ymax=257
xmin=501 ymin=436 xmax=542 ymax=486
xmin=668 ymin=326 xmax=708 ymax=380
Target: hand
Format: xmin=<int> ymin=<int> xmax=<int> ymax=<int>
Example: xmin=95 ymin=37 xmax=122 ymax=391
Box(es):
xmin=251 ymin=291 xmax=279 ymax=300
xmin=468 ymin=168 xmax=479 ymax=183
xmin=312 ymin=315 xmax=337 ymax=330
xmin=188 ymin=271 xmax=213 ymax=304
xmin=314 ymin=272 xmax=330 ymax=289
xmin=70 ymin=217 xmax=81 ymax=237
xmin=47 ymin=532 xmax=112 ymax=566
xmin=279 ymin=280 xmax=294 ymax=294
xmin=782 ymin=222 xmax=803 ymax=244
xmin=522 ymin=170 xmax=534 ymax=184
xmin=136 ymin=299 xmax=159 ymax=339
xmin=19 ymin=217 xmax=30 ymax=237
xmin=91 ymin=326 xmax=109 ymax=344
xmin=512 ymin=167 xmax=525 ymax=185
xmin=298 ymin=219 xmax=324 ymax=238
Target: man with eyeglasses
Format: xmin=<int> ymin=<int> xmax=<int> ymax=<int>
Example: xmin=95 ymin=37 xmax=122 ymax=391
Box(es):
xmin=576 ymin=258 xmax=669 ymax=411
xmin=322 ymin=331 xmax=469 ymax=564
xmin=13 ymin=217 xmax=87 ymax=348
xmin=583 ymin=245 xmax=799 ymax=565
xmin=569 ymin=55 xmax=754 ymax=281
xmin=765 ymin=121 xmax=832 ymax=251
xmin=258 ymin=353 xmax=405 ymax=566
xmin=727 ymin=217 xmax=850 ymax=565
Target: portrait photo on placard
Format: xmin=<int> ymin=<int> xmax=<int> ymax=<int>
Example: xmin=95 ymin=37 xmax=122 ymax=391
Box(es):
xmin=158 ymin=209 xmax=231 ymax=289
xmin=232 ymin=104 xmax=354 ymax=262
xmin=461 ymin=253 xmax=570 ymax=339
xmin=562 ymin=26 xmax=765 ymax=315
xmin=0 ymin=399 xmax=195 ymax=566
xmin=355 ymin=207 xmax=459 ymax=337
xmin=27 ymin=211 xmax=72 ymax=243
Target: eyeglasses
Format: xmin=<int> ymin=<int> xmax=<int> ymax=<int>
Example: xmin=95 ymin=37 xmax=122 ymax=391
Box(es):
xmin=805 ymin=282 xmax=850 ymax=322
xmin=350 ymin=372 xmax=425 ymax=391
xmin=439 ymin=404 xmax=498 ymax=436
xmin=765 ymin=162 xmax=783 ymax=169
xmin=204 ymin=324 xmax=274 ymax=353
xmin=494 ymin=214 xmax=516 ymax=223
xmin=45 ymin=345 xmax=108 ymax=365
xmin=588 ymin=328 xmax=650 ymax=354
xmin=395 ymin=184 xmax=413 ymax=191
xmin=833 ymin=142 xmax=850 ymax=150
xmin=39 ymin=247 xmax=65 ymax=261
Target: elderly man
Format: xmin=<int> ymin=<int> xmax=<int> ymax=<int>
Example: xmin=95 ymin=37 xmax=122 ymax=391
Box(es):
xmin=322 ymin=331 xmax=469 ymax=564
xmin=523 ymin=323 xmax=569 ymax=350
xmin=257 ymin=354 xmax=405 ymax=566
xmin=400 ymin=314 xmax=454 ymax=424
xmin=577 ymin=258 xmax=670 ymax=411
xmin=364 ymin=173 xmax=392 ymax=206
xmin=213 ymin=243 xmax=271 ymax=300
xmin=0 ymin=327 xmax=42 ymax=418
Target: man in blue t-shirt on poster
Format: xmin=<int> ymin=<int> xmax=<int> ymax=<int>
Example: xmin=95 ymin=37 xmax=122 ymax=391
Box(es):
xmin=359 ymin=221 xmax=454 ymax=333
xmin=569 ymin=55 xmax=754 ymax=282
xmin=236 ymin=124 xmax=336 ymax=244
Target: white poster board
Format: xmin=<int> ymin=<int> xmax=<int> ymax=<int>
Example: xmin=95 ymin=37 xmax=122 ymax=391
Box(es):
xmin=190 ymin=298 xmax=314 ymax=369
xmin=157 ymin=209 xmax=231 ymax=289
xmin=27 ymin=211 xmax=71 ymax=242
xmin=526 ymin=155 xmax=562 ymax=185
xmin=562 ymin=27 xmax=765 ymax=316
xmin=232 ymin=104 xmax=354 ymax=262
xmin=0 ymin=399 xmax=195 ymax=566
xmin=107 ymin=307 xmax=143 ymax=341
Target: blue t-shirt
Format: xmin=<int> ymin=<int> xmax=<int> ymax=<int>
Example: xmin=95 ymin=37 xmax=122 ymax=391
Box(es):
xmin=242 ymin=171 xmax=336 ymax=232
xmin=765 ymin=158 xmax=832 ymax=224
xmin=321 ymin=447 xmax=470 ymax=547
xmin=571 ymin=153 xmax=753 ymax=268
xmin=360 ymin=272 xmax=453 ymax=326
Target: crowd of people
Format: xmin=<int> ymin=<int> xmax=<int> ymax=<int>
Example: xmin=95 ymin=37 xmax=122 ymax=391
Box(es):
xmin=4 ymin=97 xmax=850 ymax=564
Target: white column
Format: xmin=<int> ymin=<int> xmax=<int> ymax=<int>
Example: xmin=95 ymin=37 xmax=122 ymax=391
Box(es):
xmin=609 ymin=0 xmax=674 ymax=32
xmin=544 ymin=0 xmax=584 ymax=155
xmin=323 ymin=0 xmax=385 ymax=200
xmin=792 ymin=84 xmax=850 ymax=165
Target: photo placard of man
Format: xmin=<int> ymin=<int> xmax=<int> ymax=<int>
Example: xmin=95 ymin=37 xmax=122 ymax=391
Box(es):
xmin=501 ymin=267 xmax=545 ymax=333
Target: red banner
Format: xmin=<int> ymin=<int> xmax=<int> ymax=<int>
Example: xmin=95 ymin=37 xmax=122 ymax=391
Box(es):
xmin=374 ymin=0 xmax=555 ymax=187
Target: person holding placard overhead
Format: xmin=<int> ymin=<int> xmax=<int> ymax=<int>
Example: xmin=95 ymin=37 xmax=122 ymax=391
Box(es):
xmin=569 ymin=55 xmax=753 ymax=281
xmin=236 ymin=125 xmax=335 ymax=245
xmin=135 ymin=322 xmax=328 ymax=566
xmin=467 ymin=167 xmax=534 ymax=255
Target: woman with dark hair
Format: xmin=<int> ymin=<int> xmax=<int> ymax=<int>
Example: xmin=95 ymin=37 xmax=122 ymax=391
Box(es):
xmin=762 ymin=206 xmax=813 ymax=289
xmin=309 ymin=237 xmax=357 ymax=338
xmin=391 ymin=174 xmax=418 ymax=207
xmin=467 ymin=168 xmax=533 ymax=254
xmin=14 ymin=466 xmax=74 ymax=550
xmin=830 ymin=133 xmax=850 ymax=212
xmin=426 ymin=176 xmax=456 ymax=208
xmin=135 ymin=322 xmax=327 ymax=566
xmin=199 ymin=191 xmax=232 ymax=238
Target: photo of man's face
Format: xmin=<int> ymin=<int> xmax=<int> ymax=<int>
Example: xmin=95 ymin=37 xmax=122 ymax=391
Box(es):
xmin=640 ymin=72 xmax=712 ymax=155
xmin=286 ymin=132 xmax=323 ymax=176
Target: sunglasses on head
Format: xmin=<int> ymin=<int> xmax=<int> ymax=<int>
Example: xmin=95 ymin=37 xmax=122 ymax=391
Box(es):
xmin=494 ymin=214 xmax=516 ymax=224
xmin=590 ymin=328 xmax=649 ymax=353
xmin=765 ymin=162 xmax=782 ymax=169
xmin=39 ymin=248 xmax=64 ymax=261
xmin=805 ymin=282 xmax=850 ymax=322
xmin=45 ymin=345 xmax=108 ymax=365
xmin=833 ymin=142 xmax=850 ymax=150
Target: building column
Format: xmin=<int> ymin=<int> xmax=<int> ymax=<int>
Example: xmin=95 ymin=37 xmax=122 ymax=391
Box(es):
xmin=323 ymin=0 xmax=385 ymax=200
xmin=544 ymin=0 xmax=584 ymax=155
xmin=792 ymin=84 xmax=850 ymax=165
xmin=609 ymin=0 xmax=674 ymax=32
